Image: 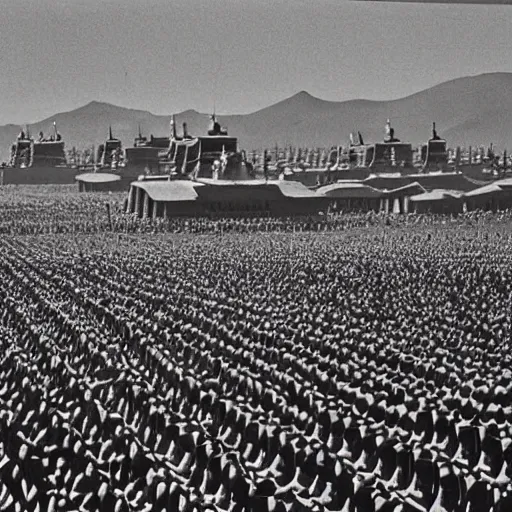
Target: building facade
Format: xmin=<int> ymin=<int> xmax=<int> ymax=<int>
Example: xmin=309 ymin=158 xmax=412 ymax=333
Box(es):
xmin=126 ymin=178 xmax=329 ymax=219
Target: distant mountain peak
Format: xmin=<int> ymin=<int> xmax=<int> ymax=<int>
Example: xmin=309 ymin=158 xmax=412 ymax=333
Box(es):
xmin=284 ymin=90 xmax=340 ymax=109
xmin=178 ymin=109 xmax=201 ymax=116
xmin=81 ymin=100 xmax=117 ymax=109
xmin=71 ymin=100 xmax=124 ymax=114
xmin=290 ymin=90 xmax=322 ymax=102
xmin=0 ymin=71 xmax=511 ymax=160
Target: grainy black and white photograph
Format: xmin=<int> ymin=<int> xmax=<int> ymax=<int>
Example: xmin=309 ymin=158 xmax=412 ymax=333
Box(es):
xmin=0 ymin=0 xmax=512 ymax=510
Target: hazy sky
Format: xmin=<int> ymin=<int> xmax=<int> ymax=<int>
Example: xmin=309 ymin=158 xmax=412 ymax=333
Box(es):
xmin=0 ymin=0 xmax=511 ymax=124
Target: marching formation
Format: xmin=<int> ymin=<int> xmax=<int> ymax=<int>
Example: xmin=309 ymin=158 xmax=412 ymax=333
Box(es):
xmin=0 ymin=216 xmax=511 ymax=511
xmin=0 ymin=187 xmax=125 ymax=235
xmin=1 ymin=184 xmax=512 ymax=237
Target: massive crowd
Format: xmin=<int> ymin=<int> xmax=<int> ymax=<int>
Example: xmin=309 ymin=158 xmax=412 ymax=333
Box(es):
xmin=0 ymin=186 xmax=511 ymax=511
xmin=0 ymin=185 xmax=510 ymax=236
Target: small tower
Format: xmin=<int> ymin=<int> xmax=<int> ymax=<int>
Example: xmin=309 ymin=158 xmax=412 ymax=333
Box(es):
xmin=384 ymin=119 xmax=391 ymax=142
xmin=170 ymin=115 xmax=177 ymax=139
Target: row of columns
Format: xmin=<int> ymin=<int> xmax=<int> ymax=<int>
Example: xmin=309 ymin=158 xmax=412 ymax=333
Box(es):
xmin=374 ymin=196 xmax=411 ymax=214
xmin=127 ymin=185 xmax=143 ymax=216
xmin=126 ymin=186 xmax=487 ymax=218
xmin=332 ymin=197 xmax=412 ymax=214
xmin=78 ymin=181 xmax=96 ymax=192
xmin=126 ymin=185 xmax=171 ymax=219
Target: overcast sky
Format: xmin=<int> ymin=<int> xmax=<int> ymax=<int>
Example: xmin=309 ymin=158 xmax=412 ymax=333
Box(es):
xmin=0 ymin=0 xmax=510 ymax=124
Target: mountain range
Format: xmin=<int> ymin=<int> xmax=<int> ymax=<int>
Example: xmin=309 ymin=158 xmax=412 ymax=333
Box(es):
xmin=1 ymin=72 xmax=511 ymax=161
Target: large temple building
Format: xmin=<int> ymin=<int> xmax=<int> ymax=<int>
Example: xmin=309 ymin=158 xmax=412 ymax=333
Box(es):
xmin=71 ymin=115 xmax=510 ymax=217
xmin=316 ymin=173 xmax=488 ymax=214
xmin=126 ymin=178 xmax=328 ymax=218
xmin=1 ymin=124 xmax=80 ymax=184
xmin=75 ymin=115 xmax=254 ymax=192
xmin=124 ymin=127 xmax=169 ymax=177
xmin=419 ymin=123 xmax=449 ymax=173
xmin=343 ymin=120 xmax=415 ymax=174
xmin=280 ymin=122 xmax=461 ymax=190
xmin=96 ymin=127 xmax=124 ymax=171
xmin=158 ymin=115 xmax=254 ymax=180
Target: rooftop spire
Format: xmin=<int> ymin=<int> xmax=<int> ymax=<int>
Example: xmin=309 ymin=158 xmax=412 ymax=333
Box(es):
xmin=432 ymin=122 xmax=441 ymax=140
xmin=170 ymin=115 xmax=177 ymax=139
xmin=208 ymin=113 xmax=223 ymax=136
xmin=384 ymin=119 xmax=398 ymax=143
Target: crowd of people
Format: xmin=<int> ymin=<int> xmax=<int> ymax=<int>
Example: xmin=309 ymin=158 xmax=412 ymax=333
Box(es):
xmin=0 ymin=204 xmax=511 ymax=511
xmin=0 ymin=185 xmax=511 ymax=236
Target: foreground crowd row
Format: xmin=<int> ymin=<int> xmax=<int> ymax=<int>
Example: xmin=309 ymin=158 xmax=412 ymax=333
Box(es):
xmin=0 ymin=189 xmax=511 ymax=235
xmin=0 ymin=225 xmax=511 ymax=511
xmin=1 ymin=183 xmax=512 ymax=235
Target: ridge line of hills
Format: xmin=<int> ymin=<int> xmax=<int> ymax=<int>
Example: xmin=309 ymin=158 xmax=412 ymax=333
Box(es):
xmin=1 ymin=72 xmax=511 ymax=160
